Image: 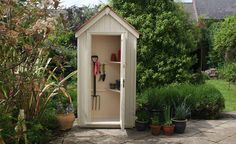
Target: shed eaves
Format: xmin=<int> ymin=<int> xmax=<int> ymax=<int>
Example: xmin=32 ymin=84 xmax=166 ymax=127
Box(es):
xmin=75 ymin=5 xmax=139 ymax=37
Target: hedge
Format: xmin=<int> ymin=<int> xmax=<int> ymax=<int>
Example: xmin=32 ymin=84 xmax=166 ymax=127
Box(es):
xmin=137 ymin=84 xmax=225 ymax=119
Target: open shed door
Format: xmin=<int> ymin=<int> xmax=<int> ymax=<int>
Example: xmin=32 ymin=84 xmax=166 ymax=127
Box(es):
xmin=120 ymin=33 xmax=126 ymax=129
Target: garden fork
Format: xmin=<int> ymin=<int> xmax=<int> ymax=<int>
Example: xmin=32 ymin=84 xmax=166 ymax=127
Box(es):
xmin=91 ymin=55 xmax=101 ymax=110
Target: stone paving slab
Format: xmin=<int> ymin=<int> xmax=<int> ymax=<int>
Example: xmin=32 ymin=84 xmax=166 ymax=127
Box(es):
xmin=218 ymin=134 xmax=236 ymax=144
xmin=50 ymin=118 xmax=236 ymax=144
xmin=221 ymin=112 xmax=236 ymax=119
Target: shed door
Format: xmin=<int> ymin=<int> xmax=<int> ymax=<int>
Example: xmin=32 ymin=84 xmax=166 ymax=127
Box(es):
xmin=120 ymin=33 xmax=126 ymax=129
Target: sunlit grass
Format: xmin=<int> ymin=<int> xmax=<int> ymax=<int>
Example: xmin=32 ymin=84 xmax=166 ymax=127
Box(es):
xmin=207 ymin=79 xmax=236 ymax=112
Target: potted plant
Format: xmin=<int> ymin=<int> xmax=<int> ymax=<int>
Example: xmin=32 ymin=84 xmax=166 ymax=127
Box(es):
xmin=172 ymin=101 xmax=190 ymax=133
xmin=135 ymin=110 xmax=149 ymax=131
xmin=150 ymin=113 xmax=161 ymax=136
xmin=162 ymin=106 xmax=175 ymax=136
xmin=56 ymin=93 xmax=75 ymax=131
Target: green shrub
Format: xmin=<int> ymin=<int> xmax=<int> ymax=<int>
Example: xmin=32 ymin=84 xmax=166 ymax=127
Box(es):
xmin=190 ymin=84 xmax=225 ymax=119
xmin=164 ymin=106 xmax=172 ymax=125
xmin=174 ymin=99 xmax=190 ymax=120
xmin=27 ymin=120 xmax=53 ymax=144
xmin=136 ymin=110 xmax=149 ymax=122
xmin=218 ymin=62 xmax=236 ymax=88
xmin=137 ymin=88 xmax=166 ymax=111
xmin=190 ymin=72 xmax=207 ymax=84
xmin=0 ymin=103 xmax=59 ymax=144
xmin=151 ymin=113 xmax=160 ymax=125
xmin=0 ymin=112 xmax=16 ymax=143
xmin=111 ymin=0 xmax=200 ymax=92
xmin=27 ymin=107 xmax=59 ymax=143
xmin=137 ymin=84 xmax=225 ymax=119
xmin=67 ymin=81 xmax=77 ymax=115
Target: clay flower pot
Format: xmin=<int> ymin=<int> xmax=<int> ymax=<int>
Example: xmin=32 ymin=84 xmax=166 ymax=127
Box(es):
xmin=150 ymin=125 xmax=162 ymax=136
xmin=163 ymin=125 xmax=175 ymax=136
xmin=57 ymin=113 xmax=75 ymax=131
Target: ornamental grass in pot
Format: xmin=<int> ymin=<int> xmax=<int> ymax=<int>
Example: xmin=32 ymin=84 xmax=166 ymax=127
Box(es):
xmin=150 ymin=113 xmax=161 ymax=136
xmin=163 ymin=106 xmax=175 ymax=136
xmin=172 ymin=101 xmax=190 ymax=134
xmin=135 ymin=110 xmax=149 ymax=131
xmin=56 ymin=92 xmax=75 ymax=131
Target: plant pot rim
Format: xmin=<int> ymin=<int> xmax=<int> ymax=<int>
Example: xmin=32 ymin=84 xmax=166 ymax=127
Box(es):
xmin=150 ymin=124 xmax=162 ymax=127
xmin=135 ymin=120 xmax=148 ymax=124
xmin=172 ymin=119 xmax=187 ymax=122
xmin=57 ymin=112 xmax=75 ymax=115
xmin=163 ymin=124 xmax=175 ymax=127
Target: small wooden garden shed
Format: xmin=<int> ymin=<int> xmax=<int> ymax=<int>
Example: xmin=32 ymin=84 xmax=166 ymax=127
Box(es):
xmin=75 ymin=6 xmax=139 ymax=129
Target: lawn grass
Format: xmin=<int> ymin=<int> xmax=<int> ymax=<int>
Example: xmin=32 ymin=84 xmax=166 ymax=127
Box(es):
xmin=207 ymin=79 xmax=236 ymax=112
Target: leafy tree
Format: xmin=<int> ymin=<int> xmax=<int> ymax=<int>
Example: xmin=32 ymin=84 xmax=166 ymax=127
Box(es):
xmin=196 ymin=18 xmax=219 ymax=70
xmin=47 ymin=6 xmax=100 ymax=77
xmin=218 ymin=62 xmax=236 ymax=89
xmin=110 ymin=0 xmax=199 ymax=91
xmin=211 ymin=13 xmax=236 ymax=63
xmin=207 ymin=21 xmax=222 ymax=67
xmin=66 ymin=5 xmax=100 ymax=30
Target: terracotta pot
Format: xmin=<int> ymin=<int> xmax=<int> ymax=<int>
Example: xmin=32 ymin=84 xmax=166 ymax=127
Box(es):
xmin=111 ymin=53 xmax=117 ymax=61
xmin=150 ymin=125 xmax=162 ymax=136
xmin=57 ymin=113 xmax=75 ymax=130
xmin=163 ymin=125 xmax=175 ymax=136
xmin=172 ymin=119 xmax=187 ymax=134
xmin=117 ymin=48 xmax=121 ymax=62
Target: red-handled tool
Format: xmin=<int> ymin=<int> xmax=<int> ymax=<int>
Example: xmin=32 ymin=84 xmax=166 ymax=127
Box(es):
xmin=91 ymin=55 xmax=101 ymax=110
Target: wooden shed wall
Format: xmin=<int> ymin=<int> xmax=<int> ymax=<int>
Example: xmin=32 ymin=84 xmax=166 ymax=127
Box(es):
xmin=77 ymin=14 xmax=137 ymax=128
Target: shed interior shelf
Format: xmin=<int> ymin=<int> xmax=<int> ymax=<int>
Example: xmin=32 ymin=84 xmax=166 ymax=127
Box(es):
xmin=109 ymin=61 xmax=121 ymax=64
xmin=108 ymin=89 xmax=120 ymax=93
xmin=91 ymin=89 xmax=120 ymax=93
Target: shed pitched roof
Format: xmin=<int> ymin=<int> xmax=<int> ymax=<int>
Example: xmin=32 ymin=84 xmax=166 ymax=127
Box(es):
xmin=75 ymin=6 xmax=139 ymax=38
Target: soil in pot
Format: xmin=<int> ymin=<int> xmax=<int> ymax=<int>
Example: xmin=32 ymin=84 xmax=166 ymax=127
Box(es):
xmin=163 ymin=125 xmax=175 ymax=136
xmin=57 ymin=113 xmax=75 ymax=131
xmin=135 ymin=120 xmax=148 ymax=131
xmin=172 ymin=119 xmax=187 ymax=134
xmin=150 ymin=125 xmax=162 ymax=136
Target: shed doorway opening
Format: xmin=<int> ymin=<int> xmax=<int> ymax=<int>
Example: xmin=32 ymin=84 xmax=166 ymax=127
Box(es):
xmin=90 ymin=35 xmax=123 ymax=126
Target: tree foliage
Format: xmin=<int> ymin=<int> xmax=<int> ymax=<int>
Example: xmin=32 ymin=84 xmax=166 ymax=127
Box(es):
xmin=211 ymin=13 xmax=236 ymax=64
xmin=110 ymin=0 xmax=199 ymax=91
xmin=66 ymin=5 xmax=99 ymax=30
xmin=47 ymin=5 xmax=99 ymax=76
xmin=218 ymin=62 xmax=236 ymax=88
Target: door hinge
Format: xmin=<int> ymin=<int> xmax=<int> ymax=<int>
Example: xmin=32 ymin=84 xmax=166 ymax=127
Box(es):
xmin=123 ymin=79 xmax=125 ymax=88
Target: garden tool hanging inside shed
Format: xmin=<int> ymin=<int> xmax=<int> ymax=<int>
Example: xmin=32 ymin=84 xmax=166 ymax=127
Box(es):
xmin=99 ymin=64 xmax=106 ymax=82
xmin=91 ymin=55 xmax=101 ymax=110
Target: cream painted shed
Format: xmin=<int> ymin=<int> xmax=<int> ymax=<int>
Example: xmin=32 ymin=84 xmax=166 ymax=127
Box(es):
xmin=75 ymin=6 xmax=139 ymax=129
